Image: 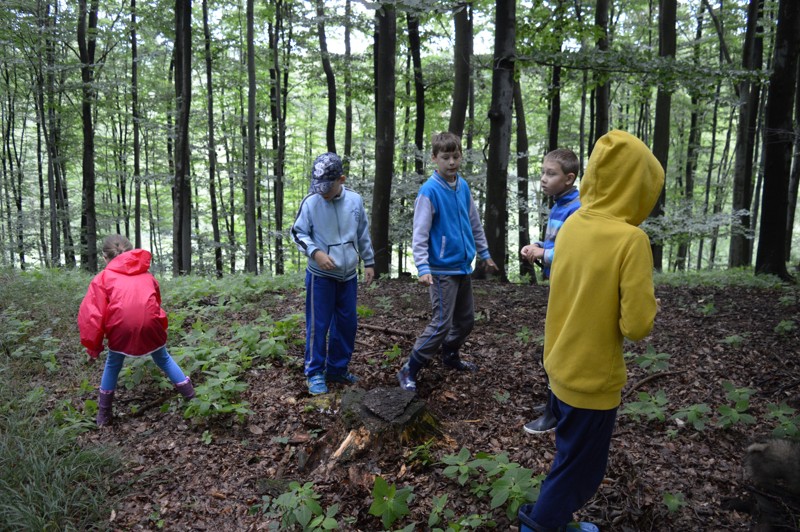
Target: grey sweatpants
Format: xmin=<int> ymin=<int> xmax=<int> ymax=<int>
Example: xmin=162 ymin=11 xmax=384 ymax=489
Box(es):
xmin=410 ymin=274 xmax=475 ymax=364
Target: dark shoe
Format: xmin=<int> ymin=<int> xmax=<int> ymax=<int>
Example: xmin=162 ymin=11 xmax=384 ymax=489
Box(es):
xmin=523 ymin=407 xmax=557 ymax=434
xmin=175 ymin=377 xmax=196 ymax=400
xmin=397 ymin=364 xmax=417 ymax=392
xmin=442 ymin=353 xmax=477 ymax=371
xmin=307 ymin=372 xmax=328 ymax=395
xmin=326 ymin=372 xmax=359 ymax=384
xmin=96 ymin=389 xmax=114 ymax=427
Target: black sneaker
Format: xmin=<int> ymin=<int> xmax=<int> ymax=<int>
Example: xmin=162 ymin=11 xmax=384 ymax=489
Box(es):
xmin=442 ymin=352 xmax=478 ymax=372
xmin=523 ymin=408 xmax=557 ymax=434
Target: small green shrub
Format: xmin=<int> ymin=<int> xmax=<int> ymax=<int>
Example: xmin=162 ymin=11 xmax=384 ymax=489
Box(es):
xmin=716 ymin=381 xmax=756 ymax=429
xmin=254 ymin=481 xmax=339 ymax=531
xmin=368 ymin=476 xmax=414 ymax=529
xmin=634 ymin=345 xmax=671 ymax=374
xmin=672 ymin=403 xmax=711 ymax=431
xmin=620 ymin=390 xmax=669 ymax=422
xmin=663 ymin=491 xmax=687 ymax=513
xmin=765 ymin=402 xmax=800 ymax=438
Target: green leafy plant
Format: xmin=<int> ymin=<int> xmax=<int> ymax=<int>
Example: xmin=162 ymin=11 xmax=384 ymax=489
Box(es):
xmin=672 ymin=403 xmax=711 ymax=431
xmin=356 ymin=305 xmax=374 ymax=318
xmin=428 ymin=493 xmax=453 ymax=529
xmin=515 ymin=326 xmax=534 ymax=345
xmin=663 ymin=491 xmax=687 ymax=513
xmin=774 ymin=319 xmax=796 ymax=335
xmin=698 ymin=300 xmax=717 ymax=316
xmin=716 ymin=381 xmax=756 ymax=429
xmin=441 ymin=447 xmax=479 ymax=486
xmin=256 ymin=481 xmax=339 ymax=531
xmin=493 ymin=390 xmax=510 ymax=404
xmin=368 ymin=476 xmax=414 ymax=529
xmin=634 ymin=345 xmax=671 ymax=374
xmin=722 ymin=334 xmax=747 ymax=347
xmin=407 ymin=438 xmax=436 ymax=468
xmin=184 ymin=371 xmax=253 ymax=421
xmin=765 ymin=402 xmax=800 ymax=439
xmin=382 ymin=343 xmax=403 ymax=367
xmin=620 ymin=390 xmax=669 ymax=422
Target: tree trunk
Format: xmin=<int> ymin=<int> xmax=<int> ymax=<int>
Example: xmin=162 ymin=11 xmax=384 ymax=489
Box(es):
xmin=449 ymin=2 xmax=472 ymax=138
xmin=244 ymin=0 xmax=257 ymax=273
xmin=755 ymin=0 xmax=799 ymax=280
xmin=730 ymin=0 xmax=764 ymax=268
xmin=484 ymin=0 xmax=516 ymax=281
xmin=407 ymin=13 xmax=425 ymax=177
xmin=316 ymin=0 xmax=337 ymax=153
xmin=514 ymin=80 xmax=535 ymax=283
xmin=371 ymin=3 xmax=397 ymax=276
xmin=131 ymin=0 xmax=142 ymax=248
xmin=78 ymin=0 xmax=98 ymax=272
xmin=173 ymin=0 xmax=193 ymax=275
xmin=784 ymin=57 xmax=800 ymax=261
xmin=650 ymin=0 xmax=677 ymax=273
xmin=344 ymin=0 xmax=353 ymax=172
xmin=593 ymin=0 xmax=610 ymax=146
xmin=202 ymin=0 xmax=223 ymax=278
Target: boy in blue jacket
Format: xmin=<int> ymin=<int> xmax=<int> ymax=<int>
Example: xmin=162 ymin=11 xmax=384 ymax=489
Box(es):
xmin=520 ymin=148 xmax=581 ymax=434
xmin=292 ymin=152 xmax=375 ymax=395
xmin=397 ymin=132 xmax=498 ymax=392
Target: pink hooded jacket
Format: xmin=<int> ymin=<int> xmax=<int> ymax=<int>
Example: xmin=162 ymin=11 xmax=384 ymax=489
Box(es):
xmin=78 ymin=249 xmax=168 ymax=358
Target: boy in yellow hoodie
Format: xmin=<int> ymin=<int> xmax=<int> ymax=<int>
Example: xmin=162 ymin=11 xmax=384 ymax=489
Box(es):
xmin=518 ymin=130 xmax=665 ymax=532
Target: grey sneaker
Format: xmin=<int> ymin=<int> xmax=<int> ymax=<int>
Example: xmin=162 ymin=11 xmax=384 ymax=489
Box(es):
xmin=397 ymin=364 xmax=417 ymax=391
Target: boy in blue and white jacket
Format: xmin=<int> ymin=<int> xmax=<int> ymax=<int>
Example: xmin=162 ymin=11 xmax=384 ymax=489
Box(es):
xmin=292 ymin=152 xmax=375 ymax=395
xmin=397 ymin=132 xmax=498 ymax=392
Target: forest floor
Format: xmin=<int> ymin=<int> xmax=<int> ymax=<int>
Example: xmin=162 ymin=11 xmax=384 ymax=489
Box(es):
xmin=67 ymin=276 xmax=800 ymax=531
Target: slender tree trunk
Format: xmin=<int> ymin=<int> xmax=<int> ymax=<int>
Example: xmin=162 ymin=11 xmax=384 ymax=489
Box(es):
xmin=173 ymin=0 xmax=192 ymax=275
xmin=755 ymin=0 xmax=799 ymax=280
xmin=130 ymin=0 xmax=142 ymax=248
xmin=650 ymin=0 xmax=677 ymax=272
xmin=371 ymin=3 xmax=397 ymax=276
xmin=730 ymin=0 xmax=764 ymax=268
xmin=784 ymin=58 xmax=800 ymax=261
xmin=78 ymin=0 xmax=98 ymax=272
xmin=244 ymin=0 xmax=257 ymax=273
xmin=407 ymin=13 xmax=425 ymax=176
xmin=484 ymin=0 xmax=516 ymax=281
xmin=344 ymin=0 xmax=353 ymax=171
xmin=449 ymin=2 xmax=472 ymax=138
xmin=514 ymin=80 xmax=535 ymax=283
xmin=593 ymin=0 xmax=610 ymax=146
xmin=316 ymin=0 xmax=337 ymax=153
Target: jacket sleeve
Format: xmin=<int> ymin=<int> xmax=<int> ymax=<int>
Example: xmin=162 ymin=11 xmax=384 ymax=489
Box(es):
xmin=467 ymin=191 xmax=491 ymax=261
xmin=412 ymin=194 xmax=433 ymax=276
xmin=291 ymin=196 xmax=320 ymax=259
xmin=619 ymin=231 xmax=657 ymax=341
xmin=356 ymin=195 xmax=375 ymax=267
xmin=77 ymin=275 xmax=108 ymax=358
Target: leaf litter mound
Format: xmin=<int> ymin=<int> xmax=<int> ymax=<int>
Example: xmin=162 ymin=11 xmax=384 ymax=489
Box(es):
xmin=80 ymin=278 xmax=800 ymax=530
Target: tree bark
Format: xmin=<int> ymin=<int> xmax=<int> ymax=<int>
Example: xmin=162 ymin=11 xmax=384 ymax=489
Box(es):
xmin=449 ymin=2 xmax=472 ymax=138
xmin=514 ymin=80 xmax=535 ymax=283
xmin=173 ymin=0 xmax=193 ymax=275
xmin=316 ymin=0 xmax=337 ymax=153
xmin=202 ymin=0 xmax=223 ymax=277
xmin=407 ymin=13 xmax=425 ymax=177
xmin=244 ymin=0 xmax=257 ymax=273
xmin=484 ymin=0 xmax=516 ymax=281
xmin=755 ymin=0 xmax=799 ymax=280
xmin=371 ymin=3 xmax=397 ymax=276
xmin=593 ymin=0 xmax=610 ymax=147
xmin=78 ymin=0 xmax=98 ymax=272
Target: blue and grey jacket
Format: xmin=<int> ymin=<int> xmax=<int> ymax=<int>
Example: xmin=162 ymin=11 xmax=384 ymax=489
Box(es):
xmin=292 ymin=187 xmax=375 ymax=281
xmin=413 ymin=171 xmax=492 ymax=276
xmin=536 ymin=186 xmax=580 ymax=278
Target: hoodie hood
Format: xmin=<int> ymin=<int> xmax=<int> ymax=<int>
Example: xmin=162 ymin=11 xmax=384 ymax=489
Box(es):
xmin=580 ymin=130 xmax=665 ymax=226
xmin=106 ymin=248 xmax=152 ymax=275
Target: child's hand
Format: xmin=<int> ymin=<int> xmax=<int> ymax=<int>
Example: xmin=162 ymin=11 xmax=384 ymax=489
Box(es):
xmin=484 ymin=258 xmax=499 ymax=273
xmin=363 ymin=267 xmax=375 ymax=286
xmin=520 ymin=244 xmax=541 ymax=263
xmin=314 ymin=251 xmax=337 ymax=271
xmin=418 ymin=273 xmax=433 ymax=286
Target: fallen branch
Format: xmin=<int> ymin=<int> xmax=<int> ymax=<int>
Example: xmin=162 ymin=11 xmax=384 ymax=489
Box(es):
xmin=623 ymin=370 xmax=687 ymax=399
xmin=127 ymin=395 xmax=172 ymax=418
xmin=360 ymin=323 xmax=416 ymax=337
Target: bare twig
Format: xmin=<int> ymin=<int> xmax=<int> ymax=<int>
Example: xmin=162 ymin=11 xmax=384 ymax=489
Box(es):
xmin=623 ymin=370 xmax=687 ymax=399
xmin=360 ymin=323 xmax=416 ymax=337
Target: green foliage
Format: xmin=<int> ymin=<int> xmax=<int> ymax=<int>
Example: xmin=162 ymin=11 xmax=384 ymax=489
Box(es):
xmin=774 ymin=319 xmax=796 ymax=335
xmin=407 ymin=438 xmax=436 ymax=468
xmin=515 ymin=326 xmax=534 ymax=345
xmin=663 ymin=492 xmax=687 ymax=514
xmin=368 ymin=476 xmax=414 ymax=529
xmin=0 ymin=384 xmax=123 ymax=530
xmin=765 ymin=402 xmax=800 ymax=439
xmin=255 ymin=481 xmax=339 ymax=531
xmin=356 ymin=305 xmax=374 ymax=318
xmin=672 ymin=403 xmax=712 ymax=431
xmin=382 ymin=343 xmax=403 ymax=367
xmin=716 ymin=381 xmax=756 ymax=429
xmin=698 ymin=300 xmax=717 ymax=317
xmin=441 ymin=447 xmax=478 ymax=486
xmin=722 ymin=334 xmax=747 ymax=347
xmin=621 ymin=390 xmax=669 ymax=422
xmin=633 ymin=345 xmax=671 ymax=374
xmin=493 ymin=390 xmax=510 ymax=404
xmin=653 ymin=268 xmax=785 ymax=289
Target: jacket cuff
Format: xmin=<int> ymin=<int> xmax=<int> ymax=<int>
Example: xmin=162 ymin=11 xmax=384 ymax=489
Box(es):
xmin=417 ymin=264 xmax=431 ymax=276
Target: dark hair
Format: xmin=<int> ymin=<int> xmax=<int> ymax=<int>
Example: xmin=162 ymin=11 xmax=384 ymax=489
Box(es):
xmin=545 ymin=148 xmax=580 ymax=178
xmin=102 ymin=234 xmax=133 ymax=260
xmin=431 ymin=132 xmax=462 ymax=156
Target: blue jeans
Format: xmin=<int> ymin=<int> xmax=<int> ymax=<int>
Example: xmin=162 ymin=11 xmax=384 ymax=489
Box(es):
xmin=100 ymin=346 xmax=187 ymax=392
xmin=521 ymin=396 xmax=617 ymax=530
xmin=304 ymin=270 xmax=358 ymax=377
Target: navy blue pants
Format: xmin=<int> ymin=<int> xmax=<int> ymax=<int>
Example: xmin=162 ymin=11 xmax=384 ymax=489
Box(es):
xmin=304 ymin=270 xmax=358 ymax=378
xmin=522 ymin=395 xmax=617 ymax=530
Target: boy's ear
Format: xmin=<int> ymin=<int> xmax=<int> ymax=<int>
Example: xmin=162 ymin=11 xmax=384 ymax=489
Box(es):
xmin=566 ymin=173 xmax=576 ymax=185
xmin=339 ymin=175 xmax=346 ymax=184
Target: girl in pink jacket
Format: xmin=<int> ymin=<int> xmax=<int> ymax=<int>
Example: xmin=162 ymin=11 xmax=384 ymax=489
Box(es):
xmin=78 ymin=235 xmax=194 ymax=426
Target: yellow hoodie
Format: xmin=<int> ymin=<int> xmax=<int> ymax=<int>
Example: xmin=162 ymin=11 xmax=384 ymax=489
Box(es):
xmin=544 ymin=130 xmax=665 ymax=410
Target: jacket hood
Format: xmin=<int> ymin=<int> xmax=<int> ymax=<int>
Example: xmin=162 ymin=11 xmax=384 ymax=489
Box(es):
xmin=580 ymin=130 xmax=665 ymax=226
xmin=106 ymin=248 xmax=152 ymax=275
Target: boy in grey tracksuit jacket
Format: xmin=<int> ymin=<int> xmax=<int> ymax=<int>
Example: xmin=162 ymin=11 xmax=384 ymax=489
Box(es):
xmin=292 ymin=152 xmax=375 ymax=395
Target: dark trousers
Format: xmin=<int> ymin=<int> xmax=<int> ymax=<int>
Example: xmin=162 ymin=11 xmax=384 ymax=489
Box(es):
xmin=410 ymin=274 xmax=474 ymax=367
xmin=522 ymin=396 xmax=617 ymax=530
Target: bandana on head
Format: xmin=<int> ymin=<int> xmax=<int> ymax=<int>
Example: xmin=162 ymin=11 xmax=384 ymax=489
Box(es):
xmin=310 ymin=152 xmax=343 ymax=195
